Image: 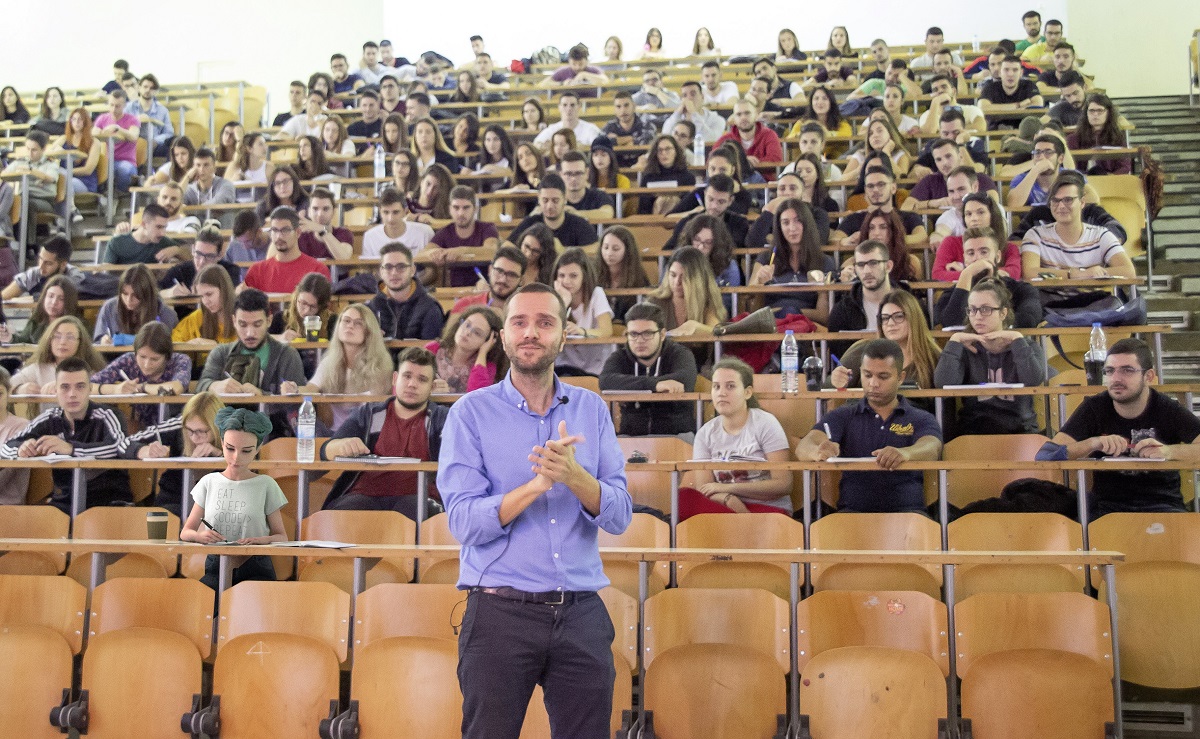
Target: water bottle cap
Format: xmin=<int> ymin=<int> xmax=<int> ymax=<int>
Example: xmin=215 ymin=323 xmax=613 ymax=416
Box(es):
xmin=303 ymin=396 xmax=312 ymax=402
xmin=785 ymin=330 xmax=794 ymax=335
xmin=1092 ymin=322 xmax=1102 ymax=328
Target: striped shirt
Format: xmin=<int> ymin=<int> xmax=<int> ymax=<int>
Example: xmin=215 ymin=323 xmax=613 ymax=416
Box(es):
xmin=1020 ymin=223 xmax=1125 ymax=271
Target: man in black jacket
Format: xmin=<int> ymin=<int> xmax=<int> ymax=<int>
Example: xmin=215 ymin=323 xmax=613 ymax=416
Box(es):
xmin=934 ymin=226 xmax=1043 ymax=328
xmin=827 ymin=240 xmax=924 ymax=357
xmin=664 ymin=174 xmax=750 ymax=249
xmin=1 ymin=357 xmax=131 ymax=513
xmin=599 ymin=303 xmax=698 ymax=438
xmin=367 ymin=241 xmax=446 ymax=340
xmin=318 ymin=347 xmax=447 ymax=519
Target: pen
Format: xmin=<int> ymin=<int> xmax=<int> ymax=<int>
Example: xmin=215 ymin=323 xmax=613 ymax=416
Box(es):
xmin=200 ymin=518 xmax=217 ymax=531
xmin=119 ymin=370 xmax=131 ymax=381
xmin=830 ymin=354 xmax=841 ymax=367
xmin=473 ymin=267 xmax=485 ymax=282
xmin=823 ymin=422 xmax=832 ymax=439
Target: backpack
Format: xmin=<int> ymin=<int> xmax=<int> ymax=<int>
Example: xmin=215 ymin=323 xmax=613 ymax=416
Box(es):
xmin=532 ymin=46 xmax=563 ymax=66
xmin=1043 ymin=294 xmax=1147 ymax=328
xmin=75 ymin=271 xmax=120 ymax=299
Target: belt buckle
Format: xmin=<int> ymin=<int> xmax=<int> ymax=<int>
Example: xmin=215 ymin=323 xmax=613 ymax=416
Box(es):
xmin=545 ymin=590 xmax=565 ymax=605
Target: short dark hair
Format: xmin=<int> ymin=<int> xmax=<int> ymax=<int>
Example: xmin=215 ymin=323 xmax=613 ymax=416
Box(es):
xmin=121 ymin=73 xmax=137 ymax=83
xmin=1108 ymin=338 xmax=1154 ymax=372
xmin=141 ymin=203 xmax=170 ymax=222
xmin=930 ymin=137 xmax=958 ymax=154
xmin=701 ymin=60 xmax=720 ymax=71
xmin=680 ymin=81 xmax=702 ymax=95
xmin=309 ymin=187 xmax=335 ymax=205
xmin=560 ymin=150 xmax=587 ymax=167
xmin=307 ymin=88 xmax=327 ymax=101
xmin=926 ymin=26 xmax=944 ymax=37
xmin=234 ymin=288 xmax=270 ymax=316
xmin=1056 ymin=42 xmax=1076 ymax=56
xmin=1023 ymin=10 xmax=1042 ymax=21
xmin=962 ymin=225 xmax=1001 ymax=250
xmin=928 ymin=74 xmax=951 ymax=88
xmin=559 ymin=91 xmax=580 ymax=104
xmin=379 ymin=241 xmax=412 ymax=261
xmin=1048 ymin=169 xmax=1086 ymax=199
xmin=194 ymin=147 xmax=216 ymax=162
xmin=363 ymin=41 xmax=379 ymax=50
xmin=864 ymin=165 xmax=894 ymax=182
xmin=947 ymin=165 xmax=979 ymax=186
xmin=567 ymin=44 xmax=588 ymax=62
xmin=1033 ymin=134 xmax=1066 ymax=156
xmin=888 ymin=59 xmax=908 ymax=71
xmin=539 ymin=172 xmax=566 ymax=193
xmin=140 ymin=73 xmax=159 ymax=90
xmin=330 ymin=53 xmax=347 ymax=63
xmin=25 ymin=130 xmax=49 ymax=148
xmin=1058 ymin=70 xmax=1086 ymax=89
xmin=799 ymin=122 xmax=826 ymax=140
xmin=268 ymin=205 xmax=301 ymax=226
xmin=109 ymin=88 xmax=128 ymax=102
xmin=470 ymin=35 xmax=483 ymax=43
xmin=856 ymin=238 xmax=890 ymax=260
xmin=493 ymin=246 xmax=528 ymax=271
xmin=449 ymin=185 xmax=475 ymax=203
xmin=196 ymin=226 xmax=224 ymax=249
xmin=624 ymin=302 xmax=666 ymax=329
xmin=707 ymin=173 xmax=735 ymax=195
xmin=56 ymin=357 xmax=91 ymax=377
xmin=1046 ymin=19 xmax=1063 ymax=29
xmin=113 ymin=59 xmax=129 ymax=71
xmin=861 ymin=338 xmax=905 ymax=372
xmin=613 ymin=90 xmax=633 ymax=103
xmin=1001 ymin=54 xmax=1022 ymax=67
xmin=41 ymin=235 xmax=73 ymax=263
xmin=939 ymin=108 xmax=967 ymax=126
xmin=408 ymin=92 xmax=431 ymax=108
xmin=358 ymin=89 xmax=379 ymax=102
xmin=933 ymin=49 xmax=953 ymax=60
xmin=824 ymin=48 xmax=842 ymax=59
xmin=505 ymin=282 xmax=568 ymax=326
xmin=379 ymin=188 xmax=407 ymax=208
xmin=289 ymin=80 xmax=306 ymax=90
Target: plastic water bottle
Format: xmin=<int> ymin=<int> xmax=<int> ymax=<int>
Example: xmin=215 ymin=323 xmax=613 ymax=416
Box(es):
xmin=1085 ymin=323 xmax=1107 ymax=386
xmin=297 ymin=397 xmax=316 ymax=463
xmin=692 ymin=132 xmax=705 ymax=167
xmin=781 ymin=330 xmax=799 ymax=393
xmin=803 ymin=354 xmax=824 ymax=391
xmin=373 ymin=144 xmax=386 ymax=180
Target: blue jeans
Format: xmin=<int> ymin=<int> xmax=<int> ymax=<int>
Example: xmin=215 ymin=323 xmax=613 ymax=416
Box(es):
xmin=112 ymin=160 xmax=137 ymax=192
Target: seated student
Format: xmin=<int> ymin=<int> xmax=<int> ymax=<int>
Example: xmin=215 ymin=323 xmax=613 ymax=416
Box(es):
xmin=104 ymin=204 xmax=186 ymax=265
xmin=91 ymin=322 xmax=191 ymax=426
xmin=224 ymin=210 xmax=269 ymax=276
xmin=596 ymin=226 xmax=651 ymax=324
xmin=932 ymin=193 xmax=1024 ymax=282
xmin=830 ymin=291 xmax=941 ymax=393
xmin=278 ymin=89 xmax=328 ymax=140
xmin=660 ymin=81 xmax=726 ymax=144
xmin=682 ymin=214 xmax=742 ymax=305
xmin=552 ymin=151 xmax=612 ymax=220
xmin=296 ymin=188 xmax=353 ymax=260
xmin=540 ymin=44 xmax=609 ymax=94
xmin=254 ymin=165 xmax=310 ymax=222
xmin=91 ymin=88 xmax=140 ymax=192
xmin=1068 ymin=93 xmax=1133 ymax=176
xmin=678 ymin=357 xmax=792 ymax=520
xmin=714 ymin=100 xmax=784 ymax=176
xmin=664 ymin=174 xmax=750 ymax=250
xmin=787 ymin=86 xmax=849 ymax=141
xmin=241 ymin=206 xmax=331 ymax=294
xmin=1039 ymin=338 xmax=1200 ymax=516
xmin=282 ymin=304 xmax=394 ymax=429
xmin=599 ymin=302 xmax=698 ymax=438
xmin=453 ymin=247 xmax=528 ymax=315
xmin=1020 ymin=171 xmax=1135 ymax=281
xmin=47 ymin=106 xmax=101 ymax=214
xmin=934 ymin=278 xmax=1046 ymax=435
xmin=1020 ymin=18 xmax=1066 ymax=67
xmin=911 ymin=110 xmax=988 ymax=182
xmin=11 ymin=315 xmax=104 ymax=395
xmin=141 ymin=182 xmax=202 ymax=235
xmin=425 ymin=185 xmax=499 ymax=287
xmin=828 ymin=240 xmax=921 ymax=357
xmin=295 ymin=135 xmax=333 ymax=181
xmin=180 ymin=408 xmax=288 ymax=589
xmin=410 ymin=117 xmax=460 ymax=173
xmin=600 ymin=92 xmax=655 ymax=167
xmin=647 ymin=246 xmax=727 ymax=338
xmin=1045 ymin=72 xmax=1087 ymax=128
xmin=786 ymin=123 xmax=845 ymax=196
xmin=361 ymin=189 xmax=436 ymax=259
xmin=160 ymin=226 xmax=241 ymax=301
xmin=214 ymin=121 xmax=244 ymax=165
xmin=408 ymin=165 xmax=455 ymax=228
xmin=182 ymin=147 xmax=236 ymax=207
xmin=807 ymin=48 xmax=858 ymax=89
xmin=119 ymin=391 xmax=225 ymax=516
xmin=474 ymin=52 xmax=510 ymax=91
xmin=504 ymin=173 xmax=598 ymax=251
xmin=2 ymin=236 xmax=83 ymax=300
xmin=3 ymin=130 xmax=61 ymax=221
xmin=1007 ymin=135 xmax=1097 ymax=209
xmin=838 ymin=209 xmax=921 ymax=285
xmin=749 ymin=200 xmax=835 ymax=322
xmin=832 ymin=166 xmax=927 ymax=247
xmin=903 ymin=139 xmax=996 ymax=212
xmin=841 ymin=116 xmax=912 ymax=183
xmin=319 ymin=346 xmax=448 ymax=519
xmin=2 ymin=275 xmax=77 ymax=347
xmin=93 ymin=264 xmax=179 ymax=343
xmin=928 ymin=168 xmax=1000 ymax=250
xmin=2 ymin=356 xmax=132 ymax=512
xmin=370 ymin=242 xmax=446 ymax=340
xmin=637 ymin=135 xmax=697 ymax=215
xmin=0 ymin=368 xmax=31 ymax=504
xmin=796 ymin=338 xmax=943 ymax=513
xmin=935 ymin=226 xmax=1040 ymax=329
xmin=551 ymin=248 xmax=614 ymax=376
xmin=270 ymin=273 xmax=333 ymax=377
xmin=748 ymin=169 xmax=835 ymax=249
xmin=198 ymin=288 xmax=307 ymax=397
xmin=173 ymin=264 xmax=237 ymax=345
xmin=271 ymin=81 xmax=305 ymax=127
xmin=424 ymin=306 xmax=505 ymax=393
xmin=978 ymin=55 xmax=1044 ymax=119
xmin=533 ymin=91 xmax=603 ymax=152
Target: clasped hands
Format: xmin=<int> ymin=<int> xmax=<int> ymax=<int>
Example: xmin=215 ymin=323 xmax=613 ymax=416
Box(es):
xmin=528 ymin=420 xmax=586 ymax=494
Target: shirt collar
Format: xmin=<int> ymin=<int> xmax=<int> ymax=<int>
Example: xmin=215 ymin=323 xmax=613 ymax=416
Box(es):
xmin=854 ymin=395 xmax=911 ymax=415
xmin=499 ymin=371 xmax=569 ymax=417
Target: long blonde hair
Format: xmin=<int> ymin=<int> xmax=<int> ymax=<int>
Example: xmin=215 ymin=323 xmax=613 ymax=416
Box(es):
xmin=650 ymin=246 xmax=727 ymax=326
xmin=313 ymin=304 xmax=394 ymax=395
xmin=29 ymin=315 xmax=105 ymax=371
xmin=179 ymin=391 xmax=225 ymax=455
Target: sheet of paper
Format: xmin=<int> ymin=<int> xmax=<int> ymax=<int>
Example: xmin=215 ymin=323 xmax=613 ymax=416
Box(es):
xmin=333 ymin=455 xmax=421 ymax=464
xmin=273 ymin=540 xmax=356 ymax=549
xmin=825 ymin=457 xmax=878 ymax=463
xmin=943 ymin=383 xmax=1026 ymax=390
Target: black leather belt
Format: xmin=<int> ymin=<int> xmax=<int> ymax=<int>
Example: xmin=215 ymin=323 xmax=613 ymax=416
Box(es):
xmin=474 ymin=586 xmax=591 ymax=605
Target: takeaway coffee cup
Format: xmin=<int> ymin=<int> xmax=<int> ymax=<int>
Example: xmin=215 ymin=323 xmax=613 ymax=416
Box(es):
xmin=146 ymin=511 xmax=169 ymax=541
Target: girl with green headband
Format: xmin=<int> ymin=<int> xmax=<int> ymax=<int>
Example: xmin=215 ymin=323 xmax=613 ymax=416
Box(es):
xmin=181 ymin=407 xmax=288 ymax=589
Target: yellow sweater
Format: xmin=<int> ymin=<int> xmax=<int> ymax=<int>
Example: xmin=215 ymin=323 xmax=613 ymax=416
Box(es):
xmin=172 ymin=308 xmax=236 ymax=343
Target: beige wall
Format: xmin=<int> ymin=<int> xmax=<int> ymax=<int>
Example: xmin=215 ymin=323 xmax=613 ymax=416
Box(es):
xmin=1066 ymin=0 xmax=1198 ymax=97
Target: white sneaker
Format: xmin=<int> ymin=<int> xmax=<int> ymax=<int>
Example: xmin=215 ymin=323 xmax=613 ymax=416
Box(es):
xmin=71 ymin=210 xmax=83 ymax=223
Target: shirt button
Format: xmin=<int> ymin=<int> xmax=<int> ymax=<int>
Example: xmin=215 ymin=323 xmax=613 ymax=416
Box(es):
xmin=550 ymin=519 xmax=556 ymax=524
xmin=553 ymin=552 xmax=559 ymax=558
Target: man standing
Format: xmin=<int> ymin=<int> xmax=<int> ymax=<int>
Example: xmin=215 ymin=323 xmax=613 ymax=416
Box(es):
xmin=321 ymin=346 xmax=449 ymax=519
xmin=182 ymin=148 xmax=236 ymax=208
xmin=832 ymin=168 xmax=927 ymax=246
xmin=362 ymin=189 xmax=434 ymax=258
xmin=661 ymin=82 xmax=726 ymax=144
xmin=241 ymin=206 xmax=331 ymax=293
xmin=369 ymin=242 xmax=446 ymax=340
xmin=700 ymin=61 xmax=739 ymax=105
xmin=104 ymin=203 xmax=186 ymax=264
xmin=714 ymin=100 xmax=783 ymax=173
xmin=506 ymin=174 xmax=598 ymax=251
xmin=1040 ymin=338 xmax=1200 ymax=516
xmin=198 ymin=288 xmax=306 ymax=395
xmin=796 ymin=338 xmax=942 ymax=513
xmin=1 ymin=357 xmax=132 ymax=513
xmin=450 ymin=247 xmax=527 ymax=315
xmin=827 ymin=241 xmax=911 ymax=355
xmin=438 ymin=283 xmax=632 ymax=739
xmin=91 ymin=89 xmax=140 ymax=192
xmin=127 ymin=73 xmax=174 ymax=156
xmin=599 ymin=302 xmax=698 ymax=438
xmin=297 ymin=188 xmax=353 ymax=260
xmin=534 ymin=92 xmax=602 ymax=149
xmin=426 ymin=185 xmax=499 ymax=286
xmin=2 ymin=236 xmax=83 ymax=299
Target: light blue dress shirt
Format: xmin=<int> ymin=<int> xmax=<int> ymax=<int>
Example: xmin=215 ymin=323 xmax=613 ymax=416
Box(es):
xmin=438 ymin=373 xmax=632 ymax=592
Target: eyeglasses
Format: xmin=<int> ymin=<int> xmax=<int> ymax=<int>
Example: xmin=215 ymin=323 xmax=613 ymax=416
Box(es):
xmin=1049 ymin=195 xmax=1079 ymax=208
xmin=967 ymin=305 xmax=1001 ymax=317
xmin=268 ymin=227 xmax=294 ymax=236
xmin=879 ymin=312 xmax=907 ymax=325
xmin=183 ymin=426 xmax=212 ymax=438
xmin=295 ymin=299 xmax=319 ymax=313
xmin=854 ymin=259 xmax=886 ymax=270
xmin=1102 ymin=366 xmax=1147 ymax=377
xmin=380 ymin=262 xmax=412 ymax=272
xmin=460 ymin=324 xmax=489 ymax=341
xmin=863 ymin=182 xmax=889 ymax=191
xmin=491 ymin=266 xmax=522 ymax=281
xmin=1031 ymin=148 xmax=1059 ymax=158
xmin=193 ymin=250 xmax=219 ymax=261
xmin=627 ymin=330 xmax=662 ymax=341
xmin=561 ymin=169 xmax=586 ymax=178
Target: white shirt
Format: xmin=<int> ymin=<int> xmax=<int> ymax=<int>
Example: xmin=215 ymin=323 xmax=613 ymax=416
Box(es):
xmin=919 ymin=103 xmax=985 ymax=129
xmin=361 ymin=221 xmax=435 ymax=258
xmin=280 ymin=113 xmax=326 ymax=139
xmin=702 ymin=81 xmax=740 ymax=105
xmin=533 ymin=119 xmax=602 ymax=148
xmin=555 ymin=287 xmax=614 ymax=375
xmin=661 ymin=107 xmax=727 ymax=144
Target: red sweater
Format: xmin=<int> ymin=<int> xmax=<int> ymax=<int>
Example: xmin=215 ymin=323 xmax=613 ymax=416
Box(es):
xmin=715 ymin=123 xmax=783 ymax=181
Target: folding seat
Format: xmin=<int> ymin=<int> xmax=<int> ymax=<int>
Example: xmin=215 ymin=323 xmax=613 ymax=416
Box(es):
xmin=948 ymin=512 xmax=1085 ymax=599
xmin=809 ymin=513 xmax=942 ymax=596
xmin=0 ymin=504 xmax=69 ymax=575
xmin=416 ymin=512 xmax=461 ymax=584
xmin=617 ymin=435 xmax=692 ymax=513
xmin=597 ymin=511 xmax=670 ymax=597
xmin=298 ymin=509 xmax=416 ymax=593
xmin=676 ymin=512 xmax=804 ymax=598
xmin=64 ymin=506 xmax=180 ymax=585
xmin=941 ymin=434 xmax=1062 ymax=509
